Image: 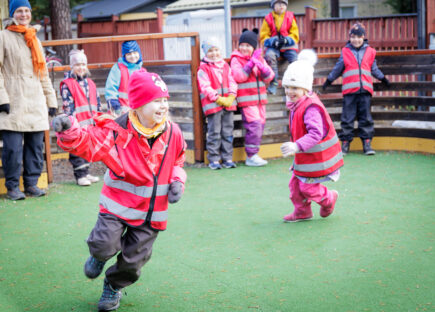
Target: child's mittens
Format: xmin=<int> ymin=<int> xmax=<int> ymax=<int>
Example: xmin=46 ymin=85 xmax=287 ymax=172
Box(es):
xmin=107 ymin=99 xmax=121 ymax=111
xmin=264 ymin=36 xmax=278 ymax=48
xmin=216 ymin=94 xmax=236 ymax=108
xmin=243 ymin=59 xmax=255 ymax=75
xmin=322 ymin=79 xmax=332 ymax=91
xmin=284 ymin=37 xmax=294 ymax=46
xmin=381 ymin=77 xmax=391 ymax=88
xmin=281 ymin=142 xmax=299 ymax=157
xmin=252 ymin=49 xmax=263 ymax=60
xmin=51 ymin=114 xmax=72 ymax=132
xmin=168 ymin=181 xmax=184 ymax=204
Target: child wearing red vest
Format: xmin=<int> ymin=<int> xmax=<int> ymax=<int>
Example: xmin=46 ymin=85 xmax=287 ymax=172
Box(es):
xmin=198 ymin=37 xmax=238 ymax=169
xmin=280 ymin=50 xmax=343 ymax=222
xmin=53 ymin=69 xmax=187 ymax=311
xmin=322 ymin=23 xmax=390 ymax=155
xmin=60 ymin=49 xmax=101 ymax=186
xmin=230 ymin=29 xmax=275 ymax=167
xmin=105 ymin=40 xmax=144 ymax=116
xmin=260 ymin=0 xmax=299 ymax=95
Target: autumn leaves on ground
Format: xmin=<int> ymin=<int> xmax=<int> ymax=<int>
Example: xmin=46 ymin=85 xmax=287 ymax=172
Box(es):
xmin=0 ymin=152 xmax=433 ymax=312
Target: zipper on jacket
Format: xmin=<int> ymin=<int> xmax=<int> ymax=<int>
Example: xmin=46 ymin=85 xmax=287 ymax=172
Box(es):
xmin=256 ymin=76 xmax=261 ymax=104
xmin=356 ymin=48 xmax=363 ymax=91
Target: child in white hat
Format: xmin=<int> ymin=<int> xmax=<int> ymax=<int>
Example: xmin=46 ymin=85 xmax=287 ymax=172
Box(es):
xmin=198 ymin=37 xmax=238 ymax=169
xmin=60 ymin=49 xmax=101 ymax=186
xmin=280 ymin=49 xmax=343 ymax=222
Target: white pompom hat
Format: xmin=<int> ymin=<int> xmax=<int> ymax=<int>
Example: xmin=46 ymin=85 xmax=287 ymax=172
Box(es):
xmin=282 ymin=49 xmax=318 ymax=91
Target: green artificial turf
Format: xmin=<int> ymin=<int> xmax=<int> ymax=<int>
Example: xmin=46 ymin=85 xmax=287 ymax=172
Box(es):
xmin=0 ymin=152 xmax=434 ymax=312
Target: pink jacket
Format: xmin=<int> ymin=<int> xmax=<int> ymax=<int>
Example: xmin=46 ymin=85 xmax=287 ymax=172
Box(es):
xmin=197 ymin=57 xmax=237 ymax=102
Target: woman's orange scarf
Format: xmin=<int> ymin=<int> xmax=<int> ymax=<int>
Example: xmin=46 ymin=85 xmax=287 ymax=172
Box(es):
xmin=7 ymin=24 xmax=46 ymax=78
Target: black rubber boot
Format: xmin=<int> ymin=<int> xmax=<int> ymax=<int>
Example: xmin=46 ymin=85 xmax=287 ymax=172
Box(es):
xmin=362 ymin=139 xmax=376 ymax=155
xmin=341 ymin=140 xmax=350 ymax=155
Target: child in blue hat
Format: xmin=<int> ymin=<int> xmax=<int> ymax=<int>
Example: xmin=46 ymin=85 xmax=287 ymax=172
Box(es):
xmin=105 ymin=40 xmax=144 ymax=116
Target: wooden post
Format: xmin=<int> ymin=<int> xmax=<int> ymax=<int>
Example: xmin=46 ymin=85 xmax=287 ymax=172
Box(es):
xmin=304 ymin=6 xmax=317 ymax=49
xmin=44 ymin=130 xmax=53 ymax=183
xmin=190 ymin=34 xmax=205 ymax=162
xmin=111 ymin=15 xmax=119 ymax=61
xmin=427 ymin=0 xmax=435 ymax=49
xmin=156 ymin=8 xmax=164 ymax=59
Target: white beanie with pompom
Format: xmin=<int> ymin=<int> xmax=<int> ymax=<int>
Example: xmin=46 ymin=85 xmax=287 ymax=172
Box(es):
xmin=282 ymin=49 xmax=317 ymax=91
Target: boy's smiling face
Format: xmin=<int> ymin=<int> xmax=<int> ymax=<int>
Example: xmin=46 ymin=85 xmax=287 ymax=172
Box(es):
xmin=273 ymin=2 xmax=287 ymax=15
xmin=125 ymin=51 xmax=140 ymax=64
xmin=350 ymin=34 xmax=364 ymax=49
xmin=136 ymin=97 xmax=169 ymax=128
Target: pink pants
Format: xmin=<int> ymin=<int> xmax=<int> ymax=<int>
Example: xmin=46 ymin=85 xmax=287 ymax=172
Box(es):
xmin=289 ymin=174 xmax=336 ymax=217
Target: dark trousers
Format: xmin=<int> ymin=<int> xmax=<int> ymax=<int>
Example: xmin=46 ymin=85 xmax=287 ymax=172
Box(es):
xmin=339 ymin=93 xmax=374 ymax=142
xmin=87 ymin=213 xmax=159 ymax=289
xmin=264 ymin=48 xmax=298 ymax=83
xmin=206 ymin=110 xmax=234 ymax=163
xmin=1 ymin=130 xmax=44 ymax=190
xmin=69 ymin=153 xmax=89 ymax=180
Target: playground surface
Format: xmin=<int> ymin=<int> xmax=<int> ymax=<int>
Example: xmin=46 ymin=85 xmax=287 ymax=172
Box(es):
xmin=0 ymin=152 xmax=434 ymax=312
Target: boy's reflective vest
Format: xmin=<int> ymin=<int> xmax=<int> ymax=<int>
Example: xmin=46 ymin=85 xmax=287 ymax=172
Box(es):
xmin=290 ymin=94 xmax=343 ymax=178
xmin=60 ymin=78 xmax=98 ymax=126
xmin=264 ymin=11 xmax=298 ymax=51
xmin=198 ymin=61 xmax=236 ymax=116
xmin=342 ymin=46 xmax=376 ymax=95
xmin=118 ymin=62 xmax=130 ymax=107
xmin=98 ymin=115 xmax=185 ymax=231
xmin=230 ymin=54 xmax=268 ymax=108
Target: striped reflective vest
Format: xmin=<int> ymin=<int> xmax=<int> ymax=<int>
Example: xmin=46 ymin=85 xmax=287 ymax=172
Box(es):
xmin=198 ymin=61 xmax=236 ymax=116
xmin=231 ymin=55 xmax=268 ymax=108
xmin=342 ymin=46 xmax=376 ymax=95
xmin=60 ymin=78 xmax=98 ymax=127
xmin=265 ymin=11 xmax=298 ymax=51
xmin=118 ymin=62 xmax=130 ymax=107
xmin=291 ymin=94 xmax=343 ymax=178
xmin=98 ymin=115 xmax=184 ymax=231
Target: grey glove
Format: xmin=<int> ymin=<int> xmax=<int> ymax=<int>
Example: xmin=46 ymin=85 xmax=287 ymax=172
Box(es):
xmin=0 ymin=103 xmax=10 ymax=114
xmin=168 ymin=181 xmax=183 ymax=204
xmin=51 ymin=114 xmax=72 ymax=132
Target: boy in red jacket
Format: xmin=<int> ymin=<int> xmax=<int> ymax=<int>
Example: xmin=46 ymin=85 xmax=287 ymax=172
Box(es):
xmin=52 ymin=69 xmax=187 ymax=311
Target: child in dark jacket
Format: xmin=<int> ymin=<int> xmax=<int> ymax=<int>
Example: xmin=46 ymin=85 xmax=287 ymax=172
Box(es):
xmin=323 ymin=23 xmax=390 ymax=155
xmin=281 ymin=50 xmax=343 ymax=222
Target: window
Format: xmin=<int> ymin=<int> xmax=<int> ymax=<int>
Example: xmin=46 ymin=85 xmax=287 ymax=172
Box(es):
xmin=340 ymin=6 xmax=357 ymax=18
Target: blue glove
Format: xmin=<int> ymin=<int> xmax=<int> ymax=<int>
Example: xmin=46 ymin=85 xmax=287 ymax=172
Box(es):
xmin=284 ymin=37 xmax=294 ymax=46
xmin=107 ymin=99 xmax=120 ymax=111
xmin=264 ymin=36 xmax=278 ymax=48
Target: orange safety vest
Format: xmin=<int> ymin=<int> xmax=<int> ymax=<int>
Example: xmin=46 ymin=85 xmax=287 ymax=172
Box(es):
xmin=264 ymin=12 xmax=298 ymax=51
xmin=60 ymin=78 xmax=98 ymax=127
xmin=290 ymin=94 xmax=343 ymax=178
xmin=230 ymin=54 xmax=268 ymax=108
xmin=198 ymin=61 xmax=236 ymax=116
xmin=342 ymin=46 xmax=376 ymax=95
xmin=98 ymin=115 xmax=185 ymax=231
xmin=118 ymin=62 xmax=130 ymax=107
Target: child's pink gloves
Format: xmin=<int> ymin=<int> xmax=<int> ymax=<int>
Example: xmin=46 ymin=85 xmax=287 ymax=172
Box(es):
xmin=252 ymin=49 xmax=262 ymax=60
xmin=168 ymin=181 xmax=184 ymax=204
xmin=281 ymin=142 xmax=299 ymax=157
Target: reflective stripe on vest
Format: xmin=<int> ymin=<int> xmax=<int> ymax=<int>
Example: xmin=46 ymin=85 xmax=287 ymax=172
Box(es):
xmin=200 ymin=87 xmax=229 ymax=100
xmin=237 ymin=93 xmax=268 ymax=103
xmin=103 ymin=170 xmax=169 ymax=197
xmin=79 ymin=118 xmax=94 ymax=127
xmin=202 ymin=102 xmax=220 ymax=112
xmin=341 ymin=47 xmax=376 ymax=95
xmin=75 ymin=105 xmax=98 ymax=114
xmin=119 ymin=92 xmax=128 ymax=99
xmin=342 ymin=81 xmax=373 ymax=92
xmin=238 ymin=81 xmax=266 ymax=89
xmin=294 ymin=152 xmax=343 ymax=173
xmin=99 ymin=194 xmax=168 ymax=222
xmin=342 ymin=69 xmax=372 ymax=79
xmin=302 ymin=134 xmax=339 ymax=154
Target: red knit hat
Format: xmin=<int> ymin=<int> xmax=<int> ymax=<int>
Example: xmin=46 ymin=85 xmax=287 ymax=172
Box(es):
xmin=127 ymin=69 xmax=169 ymax=109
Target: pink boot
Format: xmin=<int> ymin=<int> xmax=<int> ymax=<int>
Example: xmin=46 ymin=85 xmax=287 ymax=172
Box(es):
xmin=283 ymin=211 xmax=313 ymax=222
xmin=320 ymin=190 xmax=338 ymax=218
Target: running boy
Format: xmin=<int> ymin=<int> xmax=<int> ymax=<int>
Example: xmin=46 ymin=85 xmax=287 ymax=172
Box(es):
xmin=53 ymin=69 xmax=187 ymax=311
xmin=323 ymin=23 xmax=390 ymax=155
xmin=260 ymin=0 xmax=299 ymax=94
xmin=198 ymin=37 xmax=238 ymax=169
xmin=281 ymin=50 xmax=343 ymax=222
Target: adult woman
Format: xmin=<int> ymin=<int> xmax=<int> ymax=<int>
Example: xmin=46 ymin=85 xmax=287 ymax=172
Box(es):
xmin=0 ymin=0 xmax=57 ymax=200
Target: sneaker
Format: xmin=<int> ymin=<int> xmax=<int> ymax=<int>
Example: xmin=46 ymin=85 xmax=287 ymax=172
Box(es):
xmin=362 ymin=139 xmax=376 ymax=155
xmin=86 ymin=174 xmax=100 ymax=183
xmin=84 ymin=256 xmax=106 ymax=279
xmin=222 ymin=160 xmax=237 ymax=169
xmin=341 ymin=141 xmax=350 ymax=155
xmin=24 ymin=185 xmax=46 ymax=197
xmin=6 ymin=188 xmax=25 ymax=200
xmin=98 ymin=278 xmax=122 ymax=311
xmin=320 ymin=190 xmax=339 ymax=218
xmin=267 ymin=82 xmax=278 ymax=95
xmin=77 ymin=177 xmax=91 ymax=186
xmin=283 ymin=212 xmax=313 ymax=222
xmin=208 ymin=162 xmax=222 ymax=170
xmin=245 ymin=154 xmax=268 ymax=167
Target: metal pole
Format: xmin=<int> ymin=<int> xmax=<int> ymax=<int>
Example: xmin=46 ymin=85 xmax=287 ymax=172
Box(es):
xmin=224 ymin=0 xmax=232 ymax=58
xmin=417 ymin=0 xmax=426 ymax=49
